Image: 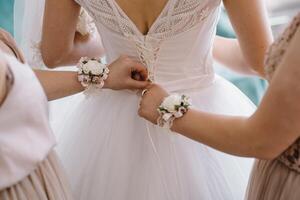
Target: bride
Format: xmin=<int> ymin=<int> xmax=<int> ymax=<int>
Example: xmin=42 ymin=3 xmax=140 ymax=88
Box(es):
xmin=15 ymin=0 xmax=272 ymax=199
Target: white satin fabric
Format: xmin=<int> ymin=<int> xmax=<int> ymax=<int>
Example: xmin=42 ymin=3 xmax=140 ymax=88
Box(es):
xmin=0 ymin=55 xmax=55 ymax=190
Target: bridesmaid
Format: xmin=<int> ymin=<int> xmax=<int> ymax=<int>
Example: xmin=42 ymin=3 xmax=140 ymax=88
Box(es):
xmin=138 ymin=13 xmax=300 ymax=200
xmin=0 ymin=29 xmax=73 ymax=200
xmin=0 ymin=29 xmax=148 ymax=199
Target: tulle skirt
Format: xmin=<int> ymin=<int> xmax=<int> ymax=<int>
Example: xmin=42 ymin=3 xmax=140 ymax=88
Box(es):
xmin=246 ymin=159 xmax=300 ymax=200
xmin=0 ymin=151 xmax=73 ymax=200
xmin=52 ymin=75 xmax=255 ymax=200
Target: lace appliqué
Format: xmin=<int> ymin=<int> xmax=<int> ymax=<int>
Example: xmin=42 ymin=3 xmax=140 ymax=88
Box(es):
xmin=86 ymin=0 xmax=212 ymax=39
xmin=28 ymin=8 xmax=95 ymax=68
xmin=265 ymin=13 xmax=300 ymax=173
xmin=83 ymin=0 xmax=214 ymax=81
xmin=26 ymin=41 xmax=46 ymax=69
xmin=150 ymin=1 xmax=210 ymax=40
xmin=77 ymin=0 xmax=219 ymax=81
xmin=81 ymin=0 xmax=133 ymax=35
xmin=77 ymin=8 xmax=97 ymax=36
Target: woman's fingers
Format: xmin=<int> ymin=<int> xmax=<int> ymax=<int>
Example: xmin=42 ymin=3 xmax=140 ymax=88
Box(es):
xmin=131 ymin=62 xmax=148 ymax=81
xmin=127 ymin=78 xmax=150 ymax=89
xmin=131 ymin=71 xmax=143 ymax=81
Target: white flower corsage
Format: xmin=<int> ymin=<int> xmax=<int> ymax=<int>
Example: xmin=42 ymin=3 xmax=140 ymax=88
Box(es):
xmin=76 ymin=9 xmax=96 ymax=36
xmin=77 ymin=57 xmax=109 ymax=94
xmin=157 ymin=94 xmax=191 ymax=128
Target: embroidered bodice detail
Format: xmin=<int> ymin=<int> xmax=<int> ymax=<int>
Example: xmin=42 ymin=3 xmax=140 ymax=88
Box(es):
xmin=264 ymin=13 xmax=300 ymax=173
xmin=78 ymin=0 xmax=212 ymax=38
xmin=76 ymin=0 xmax=219 ymax=81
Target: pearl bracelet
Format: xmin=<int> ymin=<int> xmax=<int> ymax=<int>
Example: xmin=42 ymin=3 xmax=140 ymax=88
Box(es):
xmin=157 ymin=94 xmax=192 ymax=129
xmin=77 ymin=57 xmax=109 ymax=92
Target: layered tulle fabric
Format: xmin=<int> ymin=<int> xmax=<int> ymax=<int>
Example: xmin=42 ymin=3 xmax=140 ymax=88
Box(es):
xmin=0 ymin=151 xmax=73 ymax=200
xmin=54 ymin=75 xmax=255 ymax=200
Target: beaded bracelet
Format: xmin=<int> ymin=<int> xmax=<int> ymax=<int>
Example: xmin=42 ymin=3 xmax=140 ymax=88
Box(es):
xmin=157 ymin=94 xmax=191 ymax=128
xmin=77 ymin=57 xmax=109 ymax=91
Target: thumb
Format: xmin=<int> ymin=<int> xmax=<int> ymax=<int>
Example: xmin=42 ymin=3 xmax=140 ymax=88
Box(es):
xmin=127 ymin=79 xmax=150 ymax=89
xmin=131 ymin=62 xmax=148 ymax=81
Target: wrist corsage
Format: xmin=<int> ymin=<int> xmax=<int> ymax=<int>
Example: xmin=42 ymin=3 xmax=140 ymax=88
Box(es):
xmin=157 ymin=94 xmax=191 ymax=128
xmin=77 ymin=57 xmax=109 ymax=93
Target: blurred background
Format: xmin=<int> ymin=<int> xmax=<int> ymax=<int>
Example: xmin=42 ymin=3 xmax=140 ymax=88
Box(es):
xmin=0 ymin=0 xmax=299 ymax=105
xmin=0 ymin=0 xmax=14 ymax=35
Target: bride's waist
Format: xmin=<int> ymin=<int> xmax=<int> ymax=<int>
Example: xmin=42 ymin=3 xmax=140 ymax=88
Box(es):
xmin=155 ymin=73 xmax=215 ymax=93
xmin=94 ymin=73 xmax=216 ymax=98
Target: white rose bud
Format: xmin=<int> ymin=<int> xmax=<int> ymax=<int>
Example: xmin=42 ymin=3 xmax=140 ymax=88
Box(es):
xmin=162 ymin=94 xmax=182 ymax=112
xmin=88 ymin=60 xmax=102 ymax=75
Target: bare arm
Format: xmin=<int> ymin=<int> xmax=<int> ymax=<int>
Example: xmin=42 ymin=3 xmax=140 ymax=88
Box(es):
xmin=0 ymin=38 xmax=84 ymax=100
xmin=41 ymin=0 xmax=104 ymax=67
xmin=0 ymin=34 xmax=149 ymax=101
xmin=34 ymin=55 xmax=151 ymax=101
xmin=213 ymin=36 xmax=260 ymax=76
xmin=139 ymin=28 xmax=300 ymax=160
xmin=173 ymin=27 xmax=300 ymax=159
xmin=221 ymin=0 xmax=273 ymax=77
xmin=33 ymin=70 xmax=83 ymax=100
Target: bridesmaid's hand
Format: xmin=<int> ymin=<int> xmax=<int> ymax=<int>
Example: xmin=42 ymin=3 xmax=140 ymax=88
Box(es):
xmin=104 ymin=55 xmax=150 ymax=90
xmin=138 ymin=84 xmax=169 ymax=124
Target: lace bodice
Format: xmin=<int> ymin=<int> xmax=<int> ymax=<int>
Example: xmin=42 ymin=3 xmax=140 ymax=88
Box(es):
xmin=264 ymin=13 xmax=300 ymax=172
xmin=75 ymin=0 xmax=221 ymax=89
xmin=76 ymin=0 xmax=212 ymax=38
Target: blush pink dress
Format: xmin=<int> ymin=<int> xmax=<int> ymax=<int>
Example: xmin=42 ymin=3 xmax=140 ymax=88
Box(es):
xmin=0 ymin=30 xmax=72 ymax=200
xmin=246 ymin=13 xmax=300 ymax=200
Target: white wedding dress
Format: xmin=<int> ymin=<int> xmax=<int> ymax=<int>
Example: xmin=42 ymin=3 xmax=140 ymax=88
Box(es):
xmin=16 ymin=0 xmax=256 ymax=199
